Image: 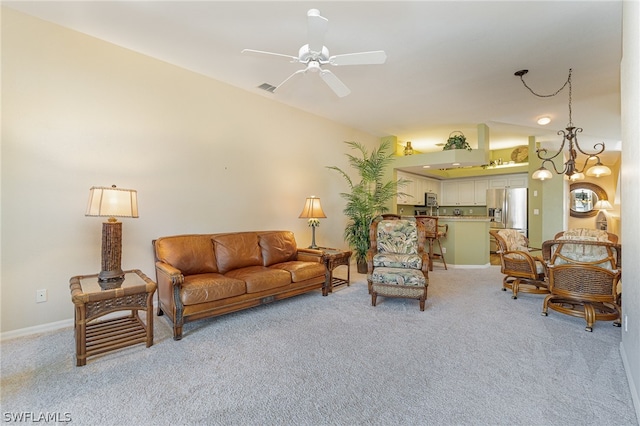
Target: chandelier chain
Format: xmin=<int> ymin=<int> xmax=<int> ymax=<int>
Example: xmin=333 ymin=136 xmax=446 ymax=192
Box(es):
xmin=517 ymin=69 xmax=573 ymax=126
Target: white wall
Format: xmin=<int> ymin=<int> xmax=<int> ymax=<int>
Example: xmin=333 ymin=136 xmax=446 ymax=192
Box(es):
xmin=620 ymin=0 xmax=640 ymax=420
xmin=0 ymin=8 xmax=378 ymax=333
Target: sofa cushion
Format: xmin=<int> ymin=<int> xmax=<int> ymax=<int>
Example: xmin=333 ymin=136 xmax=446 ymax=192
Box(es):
xmin=213 ymin=232 xmax=263 ymax=274
xmin=225 ymin=266 xmax=291 ymax=293
xmin=155 ymin=235 xmax=217 ymax=275
xmin=180 ymin=273 xmax=246 ymax=305
xmin=270 ymin=261 xmax=326 ymax=282
xmin=259 ymin=231 xmax=298 ymax=266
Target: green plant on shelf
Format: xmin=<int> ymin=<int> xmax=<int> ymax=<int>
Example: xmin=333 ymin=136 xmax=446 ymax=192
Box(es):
xmin=443 ymin=131 xmax=472 ymax=151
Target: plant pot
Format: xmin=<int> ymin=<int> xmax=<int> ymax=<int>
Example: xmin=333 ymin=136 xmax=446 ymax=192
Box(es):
xmin=357 ymin=260 xmax=368 ymax=274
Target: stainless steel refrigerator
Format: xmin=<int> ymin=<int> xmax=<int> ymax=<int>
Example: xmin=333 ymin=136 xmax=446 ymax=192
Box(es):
xmin=487 ymin=187 xmax=528 ymax=252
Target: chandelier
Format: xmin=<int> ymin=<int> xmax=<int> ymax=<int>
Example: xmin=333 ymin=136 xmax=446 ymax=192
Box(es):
xmin=515 ymin=68 xmax=611 ymax=181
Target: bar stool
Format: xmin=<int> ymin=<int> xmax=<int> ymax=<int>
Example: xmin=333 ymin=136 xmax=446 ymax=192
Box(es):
xmin=431 ymin=223 xmax=448 ymax=270
xmin=415 ymin=216 xmax=448 ymax=271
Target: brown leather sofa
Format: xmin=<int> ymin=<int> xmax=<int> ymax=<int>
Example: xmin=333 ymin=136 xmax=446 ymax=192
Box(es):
xmin=153 ymin=231 xmax=327 ymax=340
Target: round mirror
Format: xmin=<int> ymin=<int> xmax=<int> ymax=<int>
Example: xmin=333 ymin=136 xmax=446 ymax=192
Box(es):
xmin=569 ymin=182 xmax=607 ymax=218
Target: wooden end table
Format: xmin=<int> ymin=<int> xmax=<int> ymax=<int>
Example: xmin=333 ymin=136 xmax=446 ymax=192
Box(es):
xmin=70 ymin=269 xmax=156 ymax=366
xmin=318 ymin=247 xmax=352 ymax=296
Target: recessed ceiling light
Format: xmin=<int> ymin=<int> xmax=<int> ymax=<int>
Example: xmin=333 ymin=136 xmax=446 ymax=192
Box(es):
xmin=452 ymin=162 xmax=461 ymax=166
xmin=422 ymin=165 xmax=431 ymax=169
xmin=537 ymin=116 xmax=551 ymax=125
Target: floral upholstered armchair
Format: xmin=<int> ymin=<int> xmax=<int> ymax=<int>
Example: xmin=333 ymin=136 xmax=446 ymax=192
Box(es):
xmin=367 ymin=216 xmax=429 ymax=311
xmin=490 ymin=229 xmax=548 ymax=299
xmin=541 ymin=236 xmax=622 ymax=332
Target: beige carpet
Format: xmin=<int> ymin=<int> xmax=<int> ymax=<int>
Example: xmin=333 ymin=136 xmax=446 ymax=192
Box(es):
xmin=1 ymin=266 xmax=637 ymax=425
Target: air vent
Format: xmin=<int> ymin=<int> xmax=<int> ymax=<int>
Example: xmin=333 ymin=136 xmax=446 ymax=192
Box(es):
xmin=258 ymin=83 xmax=276 ymax=93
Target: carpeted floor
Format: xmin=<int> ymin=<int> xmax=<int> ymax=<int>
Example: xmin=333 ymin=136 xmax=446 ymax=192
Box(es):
xmin=1 ymin=266 xmax=637 ymax=425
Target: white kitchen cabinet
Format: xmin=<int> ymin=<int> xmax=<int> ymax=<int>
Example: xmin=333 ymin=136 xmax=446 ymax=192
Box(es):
xmin=396 ymin=171 xmax=440 ymax=205
xmin=489 ymin=173 xmax=528 ymax=189
xmin=423 ymin=178 xmax=440 ymax=200
xmin=397 ymin=171 xmax=418 ymax=205
xmin=441 ymin=179 xmax=488 ymax=206
xmin=474 ymin=179 xmax=489 ymax=204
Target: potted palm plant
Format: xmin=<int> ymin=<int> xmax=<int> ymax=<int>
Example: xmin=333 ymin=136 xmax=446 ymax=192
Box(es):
xmin=327 ymin=140 xmax=407 ymax=273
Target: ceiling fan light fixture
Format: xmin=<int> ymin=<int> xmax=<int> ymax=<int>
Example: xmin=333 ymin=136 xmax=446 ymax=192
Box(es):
xmin=242 ymin=9 xmax=386 ymax=98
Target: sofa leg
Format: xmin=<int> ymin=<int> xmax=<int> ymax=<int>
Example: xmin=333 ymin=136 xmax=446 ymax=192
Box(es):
xmin=371 ymin=292 xmax=377 ymax=307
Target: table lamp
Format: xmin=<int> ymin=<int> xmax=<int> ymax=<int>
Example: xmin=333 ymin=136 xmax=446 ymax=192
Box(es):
xmin=594 ymin=199 xmax=612 ymax=211
xmin=86 ymin=185 xmax=139 ymax=288
xmin=299 ymin=196 xmax=326 ymax=249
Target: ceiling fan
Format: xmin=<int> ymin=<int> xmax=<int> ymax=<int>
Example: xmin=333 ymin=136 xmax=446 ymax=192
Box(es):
xmin=242 ymin=9 xmax=387 ymax=98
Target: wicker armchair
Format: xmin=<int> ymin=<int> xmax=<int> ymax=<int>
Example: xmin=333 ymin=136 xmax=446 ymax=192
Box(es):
xmin=367 ymin=216 xmax=429 ymax=311
xmin=490 ymin=229 xmax=548 ymax=299
xmin=541 ymin=238 xmax=621 ymax=332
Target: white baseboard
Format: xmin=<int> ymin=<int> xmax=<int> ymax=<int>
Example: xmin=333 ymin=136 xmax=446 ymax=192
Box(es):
xmin=0 ymin=318 xmax=74 ymax=341
xmin=1 ymin=301 xmax=159 ymax=342
xmin=620 ymin=341 xmax=640 ymax=424
xmin=444 ymin=263 xmax=493 ymax=269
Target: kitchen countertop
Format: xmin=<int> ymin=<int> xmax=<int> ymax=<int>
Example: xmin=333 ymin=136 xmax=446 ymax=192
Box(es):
xmin=434 ymin=215 xmax=491 ymax=221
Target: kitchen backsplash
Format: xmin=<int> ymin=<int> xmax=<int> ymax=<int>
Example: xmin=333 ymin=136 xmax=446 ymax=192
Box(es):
xmin=398 ymin=205 xmax=488 ymax=216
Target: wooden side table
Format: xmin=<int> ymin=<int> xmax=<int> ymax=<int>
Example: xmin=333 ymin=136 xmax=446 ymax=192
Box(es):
xmin=70 ymin=269 xmax=156 ymax=366
xmin=318 ymin=248 xmax=352 ymax=296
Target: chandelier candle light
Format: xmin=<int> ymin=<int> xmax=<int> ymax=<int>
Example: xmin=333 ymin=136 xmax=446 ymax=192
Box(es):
xmin=515 ymin=69 xmax=612 ymax=181
xmin=299 ymin=196 xmax=326 ymax=249
xmin=86 ymin=185 xmax=139 ymax=288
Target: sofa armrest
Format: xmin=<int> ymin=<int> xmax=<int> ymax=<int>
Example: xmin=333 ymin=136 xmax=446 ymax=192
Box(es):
xmin=155 ymin=261 xmax=185 ymax=286
xmin=297 ymin=248 xmax=324 ymax=263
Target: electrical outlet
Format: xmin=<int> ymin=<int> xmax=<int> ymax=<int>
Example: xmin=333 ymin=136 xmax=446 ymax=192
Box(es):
xmin=442 ymin=247 xmax=447 ymax=254
xmin=442 ymin=208 xmax=447 ymax=214
xmin=469 ymin=209 xmax=473 ymax=214
xmin=36 ymin=289 xmax=47 ymax=303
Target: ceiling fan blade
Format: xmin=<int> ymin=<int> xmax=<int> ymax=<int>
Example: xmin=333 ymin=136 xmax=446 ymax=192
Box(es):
xmin=241 ymin=49 xmax=299 ymax=63
xmin=329 ymin=51 xmax=387 ymax=66
xmin=307 ymin=9 xmax=328 ymax=54
xmin=273 ymin=69 xmax=307 ymax=92
xmin=320 ymin=69 xmax=351 ymax=98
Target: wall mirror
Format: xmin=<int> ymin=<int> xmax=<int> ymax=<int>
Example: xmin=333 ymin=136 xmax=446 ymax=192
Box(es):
xmin=569 ymin=182 xmax=607 ymax=218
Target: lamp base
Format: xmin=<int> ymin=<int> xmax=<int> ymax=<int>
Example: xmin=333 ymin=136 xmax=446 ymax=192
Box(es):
xmin=308 ymin=224 xmax=319 ymax=249
xmin=98 ymin=221 xmax=125 ymax=288
xmin=98 ymin=276 xmax=125 ymax=290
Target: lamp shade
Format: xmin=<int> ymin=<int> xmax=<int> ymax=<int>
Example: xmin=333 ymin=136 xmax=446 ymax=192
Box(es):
xmin=532 ymin=167 xmax=553 ymax=181
xmin=586 ymin=161 xmax=612 ymax=177
xmin=299 ymin=196 xmax=327 ymax=219
xmin=568 ymin=172 xmax=585 ymax=181
xmin=594 ymin=200 xmax=613 ymax=210
xmin=86 ymin=185 xmax=139 ymax=218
